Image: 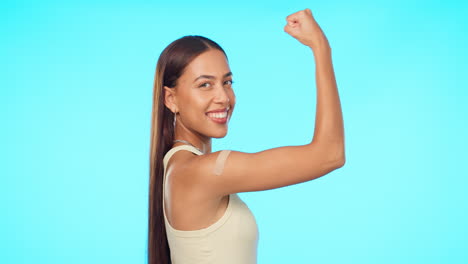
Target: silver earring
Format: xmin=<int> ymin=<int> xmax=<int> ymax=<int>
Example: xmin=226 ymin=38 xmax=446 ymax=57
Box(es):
xmin=173 ymin=112 xmax=177 ymax=127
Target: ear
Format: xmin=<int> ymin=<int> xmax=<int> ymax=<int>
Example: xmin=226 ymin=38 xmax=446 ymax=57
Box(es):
xmin=164 ymin=86 xmax=178 ymax=113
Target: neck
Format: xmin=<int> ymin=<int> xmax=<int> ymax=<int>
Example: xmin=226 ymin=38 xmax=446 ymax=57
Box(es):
xmin=174 ymin=124 xmax=212 ymax=154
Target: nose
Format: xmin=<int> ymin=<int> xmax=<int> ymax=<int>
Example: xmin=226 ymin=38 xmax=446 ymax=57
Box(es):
xmin=213 ymin=84 xmax=230 ymax=105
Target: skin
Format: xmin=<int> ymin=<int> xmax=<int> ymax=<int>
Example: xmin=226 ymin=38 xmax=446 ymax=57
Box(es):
xmin=164 ymin=49 xmax=236 ymax=154
xmin=163 ymin=8 xmax=345 ymax=231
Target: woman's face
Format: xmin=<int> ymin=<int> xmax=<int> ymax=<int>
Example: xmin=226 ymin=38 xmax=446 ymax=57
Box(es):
xmin=165 ymin=48 xmax=236 ymax=139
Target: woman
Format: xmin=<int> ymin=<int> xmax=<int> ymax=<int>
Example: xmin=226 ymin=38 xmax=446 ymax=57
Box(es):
xmin=148 ymin=8 xmax=345 ymax=264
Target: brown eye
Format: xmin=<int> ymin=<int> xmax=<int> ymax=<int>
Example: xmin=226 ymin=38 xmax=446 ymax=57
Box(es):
xmin=199 ymin=82 xmax=211 ymax=88
xmin=224 ymin=80 xmax=234 ymax=86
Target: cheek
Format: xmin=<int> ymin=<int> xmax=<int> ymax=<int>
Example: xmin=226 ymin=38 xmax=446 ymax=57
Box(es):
xmin=190 ymin=96 xmax=212 ymax=117
xmin=186 ymin=90 xmax=208 ymax=108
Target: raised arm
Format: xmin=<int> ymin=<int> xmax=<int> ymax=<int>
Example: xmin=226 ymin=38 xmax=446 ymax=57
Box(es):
xmin=180 ymin=9 xmax=345 ymax=196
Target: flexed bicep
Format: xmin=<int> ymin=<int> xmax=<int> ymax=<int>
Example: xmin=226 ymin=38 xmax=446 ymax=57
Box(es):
xmin=190 ymin=142 xmax=344 ymax=198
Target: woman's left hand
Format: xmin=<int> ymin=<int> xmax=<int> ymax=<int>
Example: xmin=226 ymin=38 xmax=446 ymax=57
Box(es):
xmin=284 ymin=8 xmax=330 ymax=51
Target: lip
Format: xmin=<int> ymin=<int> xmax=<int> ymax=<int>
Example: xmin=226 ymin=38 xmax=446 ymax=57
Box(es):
xmin=206 ymin=107 xmax=230 ymax=124
xmin=208 ymin=116 xmax=228 ymax=124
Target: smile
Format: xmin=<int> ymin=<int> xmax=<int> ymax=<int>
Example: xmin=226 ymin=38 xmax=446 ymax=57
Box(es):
xmin=207 ymin=111 xmax=228 ymax=119
xmin=206 ymin=108 xmax=230 ymax=124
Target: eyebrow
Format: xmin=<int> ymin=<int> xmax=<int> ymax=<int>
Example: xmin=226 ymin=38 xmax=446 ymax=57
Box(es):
xmin=193 ymin=72 xmax=233 ymax=82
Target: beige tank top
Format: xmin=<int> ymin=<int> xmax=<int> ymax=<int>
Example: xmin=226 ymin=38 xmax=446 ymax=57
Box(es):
xmin=162 ymin=145 xmax=259 ymax=263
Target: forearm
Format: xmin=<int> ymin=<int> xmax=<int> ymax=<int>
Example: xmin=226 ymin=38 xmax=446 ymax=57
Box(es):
xmin=310 ymin=46 xmax=345 ymax=159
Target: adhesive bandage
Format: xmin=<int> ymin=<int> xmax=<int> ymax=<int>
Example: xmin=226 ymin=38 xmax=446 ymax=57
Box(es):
xmin=213 ymin=150 xmax=231 ymax=176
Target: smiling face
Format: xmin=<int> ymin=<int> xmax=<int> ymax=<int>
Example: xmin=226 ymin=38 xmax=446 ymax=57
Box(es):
xmin=164 ymin=48 xmax=236 ymax=140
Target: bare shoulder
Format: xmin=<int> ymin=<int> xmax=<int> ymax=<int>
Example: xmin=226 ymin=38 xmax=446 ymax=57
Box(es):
xmin=165 ymin=150 xmax=202 ymax=190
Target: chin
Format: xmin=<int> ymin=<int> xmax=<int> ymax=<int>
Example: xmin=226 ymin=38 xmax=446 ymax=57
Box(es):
xmin=210 ymin=127 xmax=229 ymax=138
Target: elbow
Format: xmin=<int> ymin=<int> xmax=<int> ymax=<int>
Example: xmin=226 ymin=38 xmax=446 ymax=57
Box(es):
xmin=325 ymin=150 xmax=346 ymax=171
xmin=332 ymin=146 xmax=346 ymax=169
xmin=314 ymin=140 xmax=346 ymax=169
xmin=335 ymin=147 xmax=346 ymax=168
xmin=335 ymin=156 xmax=346 ymax=168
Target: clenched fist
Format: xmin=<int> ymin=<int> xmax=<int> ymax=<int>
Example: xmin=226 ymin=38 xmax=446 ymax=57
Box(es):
xmin=284 ymin=8 xmax=330 ymax=51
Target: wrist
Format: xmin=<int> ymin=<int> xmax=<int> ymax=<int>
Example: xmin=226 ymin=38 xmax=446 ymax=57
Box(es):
xmin=308 ymin=38 xmax=331 ymax=54
xmin=310 ymin=44 xmax=332 ymax=58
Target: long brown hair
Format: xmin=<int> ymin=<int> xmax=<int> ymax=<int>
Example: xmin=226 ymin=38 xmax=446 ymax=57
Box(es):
xmin=148 ymin=35 xmax=227 ymax=264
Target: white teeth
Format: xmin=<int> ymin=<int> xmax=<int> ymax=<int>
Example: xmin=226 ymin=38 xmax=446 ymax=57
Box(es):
xmin=207 ymin=111 xmax=228 ymax=119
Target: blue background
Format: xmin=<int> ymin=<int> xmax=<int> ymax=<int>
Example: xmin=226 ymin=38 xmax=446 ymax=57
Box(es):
xmin=2 ymin=0 xmax=468 ymax=263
